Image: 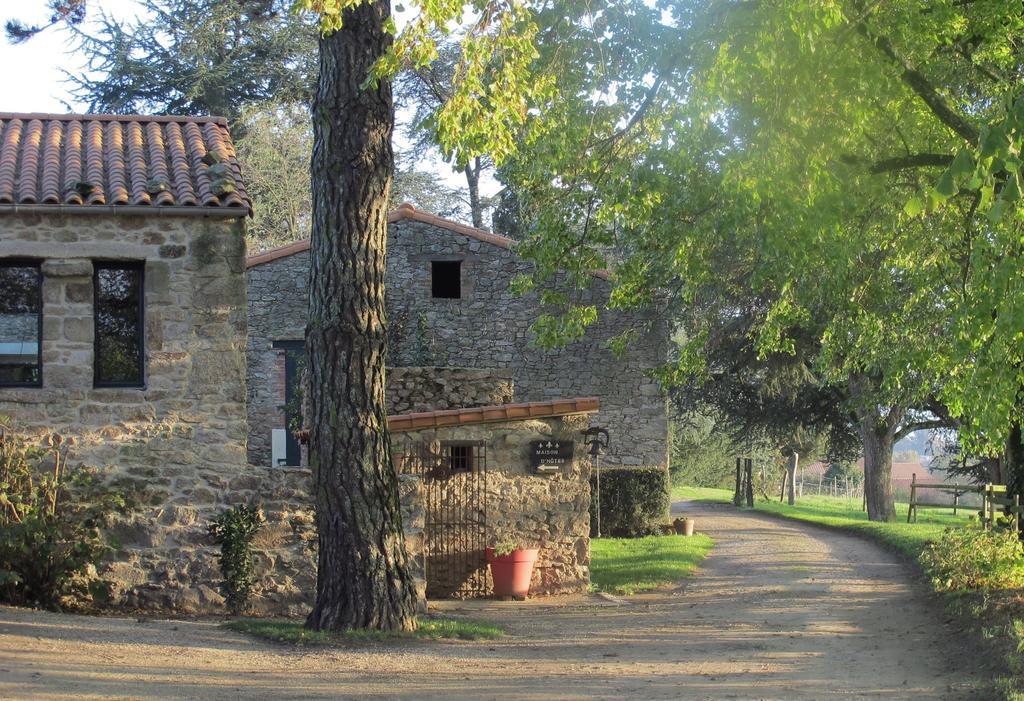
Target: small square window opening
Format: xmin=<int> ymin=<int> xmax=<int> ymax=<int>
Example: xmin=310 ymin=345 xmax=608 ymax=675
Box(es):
xmin=445 ymin=443 xmax=476 ymax=473
xmin=431 ymin=260 xmax=461 ymax=299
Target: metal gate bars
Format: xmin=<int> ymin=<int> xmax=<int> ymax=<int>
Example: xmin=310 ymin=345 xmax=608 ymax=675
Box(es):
xmin=397 ymin=438 xmax=489 ymax=598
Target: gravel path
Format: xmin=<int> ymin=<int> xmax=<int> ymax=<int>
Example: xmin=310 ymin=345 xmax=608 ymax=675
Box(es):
xmin=0 ymin=501 xmax=990 ymax=700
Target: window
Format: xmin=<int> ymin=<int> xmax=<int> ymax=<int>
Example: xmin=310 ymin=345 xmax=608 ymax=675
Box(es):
xmin=0 ymin=261 xmax=42 ymax=387
xmin=431 ymin=260 xmax=461 ymax=299
xmin=443 ymin=442 xmax=478 ymax=473
xmin=94 ymin=262 xmax=145 ymax=387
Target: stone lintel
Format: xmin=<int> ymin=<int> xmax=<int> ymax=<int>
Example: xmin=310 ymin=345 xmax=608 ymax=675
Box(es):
xmin=41 ymin=258 xmax=93 ymax=278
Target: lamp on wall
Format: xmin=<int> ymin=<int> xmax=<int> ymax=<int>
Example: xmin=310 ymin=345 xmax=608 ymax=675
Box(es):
xmin=582 ymin=426 xmax=610 ymax=538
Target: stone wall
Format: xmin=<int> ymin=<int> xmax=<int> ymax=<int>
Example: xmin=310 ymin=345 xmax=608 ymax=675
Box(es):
xmin=245 ymin=246 xmax=306 ymax=466
xmin=246 ymin=218 xmax=669 ymax=469
xmin=0 ymin=212 xmax=336 ymax=615
xmin=393 ymin=412 xmax=592 ymax=597
xmin=386 ymin=366 xmax=514 ymax=415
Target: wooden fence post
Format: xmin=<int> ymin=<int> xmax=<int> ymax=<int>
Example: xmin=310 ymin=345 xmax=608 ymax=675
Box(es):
xmin=787 ymin=452 xmax=798 ymax=506
xmin=733 ymin=457 xmax=743 ymax=507
xmin=984 ymin=484 xmax=993 ymax=530
xmin=907 ymin=473 xmax=916 ymax=523
xmin=745 ymin=457 xmax=754 ymax=507
xmin=1014 ymin=494 xmax=1021 ymax=537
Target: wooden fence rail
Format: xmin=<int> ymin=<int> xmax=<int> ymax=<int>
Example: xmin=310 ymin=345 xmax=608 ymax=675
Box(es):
xmin=907 ymin=474 xmax=1021 ymax=535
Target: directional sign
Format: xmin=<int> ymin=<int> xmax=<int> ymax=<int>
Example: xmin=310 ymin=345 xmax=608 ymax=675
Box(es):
xmin=530 ymin=440 xmax=574 ymax=471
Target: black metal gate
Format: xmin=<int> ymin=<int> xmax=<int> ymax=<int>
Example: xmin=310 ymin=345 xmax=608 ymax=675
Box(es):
xmin=398 ymin=439 xmax=488 ymax=598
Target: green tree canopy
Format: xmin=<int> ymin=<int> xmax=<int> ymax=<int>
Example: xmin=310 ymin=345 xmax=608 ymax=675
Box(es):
xmin=492 ymin=0 xmax=1024 ymax=519
xmin=67 ymin=0 xmax=317 ymax=123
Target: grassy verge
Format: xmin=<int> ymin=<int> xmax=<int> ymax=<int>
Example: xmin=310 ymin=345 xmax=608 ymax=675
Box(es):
xmin=753 ymin=494 xmax=968 ymax=560
xmin=224 ymin=616 xmax=504 ymax=645
xmin=671 ymin=485 xmax=733 ymax=503
xmin=672 ymin=482 xmax=970 ymax=561
xmin=590 ymin=533 xmax=714 ymax=595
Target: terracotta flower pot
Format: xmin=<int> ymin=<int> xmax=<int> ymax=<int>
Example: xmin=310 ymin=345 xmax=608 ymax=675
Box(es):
xmin=486 ymin=547 xmax=539 ymax=598
xmin=673 ymin=517 xmax=695 ymax=536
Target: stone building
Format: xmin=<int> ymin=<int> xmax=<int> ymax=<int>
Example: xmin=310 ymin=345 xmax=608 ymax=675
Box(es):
xmin=0 ymin=113 xmax=328 ymax=614
xmin=0 ymin=111 xmax=658 ymax=611
xmin=246 ymin=203 xmax=670 ymax=470
xmin=390 ymin=398 xmax=597 ymax=598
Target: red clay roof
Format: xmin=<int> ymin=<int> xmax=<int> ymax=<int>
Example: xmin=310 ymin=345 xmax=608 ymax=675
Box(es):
xmin=388 ymin=397 xmax=599 ymax=432
xmin=246 ymin=203 xmax=516 ymax=268
xmin=0 ymin=113 xmax=250 ymax=214
xmin=245 ymin=202 xmax=611 ymax=280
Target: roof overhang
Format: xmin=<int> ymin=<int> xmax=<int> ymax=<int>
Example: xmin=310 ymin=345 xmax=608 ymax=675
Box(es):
xmin=245 ymin=202 xmax=611 ymax=280
xmin=0 ymin=204 xmax=247 ymax=219
xmin=388 ymin=397 xmax=600 ymax=432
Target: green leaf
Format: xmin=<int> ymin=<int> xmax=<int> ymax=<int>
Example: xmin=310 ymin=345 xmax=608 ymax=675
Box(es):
xmin=987 ymin=198 xmax=1007 ymax=223
xmin=948 ymin=149 xmax=974 ymax=179
xmin=937 ymin=171 xmax=958 ymax=199
xmin=903 ymin=197 xmax=923 ymax=217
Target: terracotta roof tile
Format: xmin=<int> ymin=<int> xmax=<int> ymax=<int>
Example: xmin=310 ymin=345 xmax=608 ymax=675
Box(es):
xmin=0 ymin=112 xmax=250 ymax=215
xmin=388 ymin=397 xmax=600 ymax=432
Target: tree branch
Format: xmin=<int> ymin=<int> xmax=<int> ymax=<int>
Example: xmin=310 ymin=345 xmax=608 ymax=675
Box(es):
xmin=869 ymin=153 xmax=954 ymax=173
xmin=852 ymin=12 xmax=979 ymax=144
xmin=592 ymin=76 xmax=664 ymax=149
xmin=895 ymin=418 xmax=951 ymax=442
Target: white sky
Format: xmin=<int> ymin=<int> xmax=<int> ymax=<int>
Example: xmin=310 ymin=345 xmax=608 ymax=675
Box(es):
xmin=0 ymin=0 xmax=144 ymax=112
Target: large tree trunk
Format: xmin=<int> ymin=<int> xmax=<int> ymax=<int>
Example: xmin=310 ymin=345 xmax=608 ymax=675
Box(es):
xmin=304 ymin=0 xmax=419 ymax=632
xmin=860 ymin=419 xmax=897 ymax=522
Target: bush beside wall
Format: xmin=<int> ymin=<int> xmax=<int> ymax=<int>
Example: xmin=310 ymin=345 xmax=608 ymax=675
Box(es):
xmin=590 ymin=467 xmax=670 ymax=537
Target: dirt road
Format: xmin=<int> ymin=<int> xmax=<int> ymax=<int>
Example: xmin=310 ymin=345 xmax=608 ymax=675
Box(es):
xmin=0 ymin=501 xmax=990 ymax=700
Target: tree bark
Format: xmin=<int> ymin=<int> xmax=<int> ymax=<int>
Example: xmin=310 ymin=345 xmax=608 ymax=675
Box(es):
xmin=465 ymin=157 xmax=483 ymax=229
xmin=860 ymin=419 xmax=897 ymax=522
xmin=744 ymin=458 xmax=754 ymax=507
xmin=304 ymin=0 xmax=419 ymax=632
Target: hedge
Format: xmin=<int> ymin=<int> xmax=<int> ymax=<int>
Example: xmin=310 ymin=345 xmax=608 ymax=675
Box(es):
xmin=590 ymin=467 xmax=670 ymax=537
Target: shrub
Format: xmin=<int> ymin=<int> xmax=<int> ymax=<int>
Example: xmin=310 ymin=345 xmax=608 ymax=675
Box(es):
xmin=919 ymin=526 xmax=1024 ymax=593
xmin=0 ymin=417 xmax=130 ymax=609
xmin=209 ymin=504 xmax=265 ymax=614
xmin=590 ymin=467 xmax=669 ymax=537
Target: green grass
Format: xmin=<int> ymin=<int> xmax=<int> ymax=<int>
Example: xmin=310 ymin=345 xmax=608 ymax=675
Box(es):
xmin=671 ymin=484 xmax=733 ymax=502
xmin=590 ymin=533 xmax=714 ymax=595
xmin=224 ymin=616 xmax=504 ymax=645
xmin=752 ymin=494 xmax=971 ymax=559
xmin=671 ymin=482 xmax=972 ymax=560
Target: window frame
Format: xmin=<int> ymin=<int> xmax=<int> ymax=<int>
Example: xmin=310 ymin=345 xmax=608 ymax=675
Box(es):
xmin=93 ymin=260 xmax=146 ymax=389
xmin=0 ymin=258 xmax=43 ymax=389
xmin=441 ymin=440 xmax=482 ymax=475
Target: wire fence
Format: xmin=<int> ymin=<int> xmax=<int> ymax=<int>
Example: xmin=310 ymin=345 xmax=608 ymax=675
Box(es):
xmin=791 ymin=474 xmax=984 ymax=511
